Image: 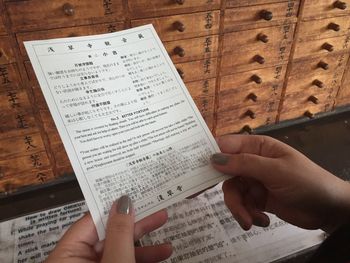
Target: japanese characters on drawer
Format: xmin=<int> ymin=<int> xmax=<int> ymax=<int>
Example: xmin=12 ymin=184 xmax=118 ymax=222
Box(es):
xmin=1 ymin=0 xmax=350 ymax=195
xmin=24 ymin=25 xmax=227 ymax=239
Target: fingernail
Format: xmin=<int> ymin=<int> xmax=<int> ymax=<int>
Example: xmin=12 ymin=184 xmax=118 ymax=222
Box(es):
xmin=253 ymin=217 xmax=270 ymax=228
xmin=116 ymin=195 xmax=132 ymax=215
xmin=211 ymin=153 xmax=229 ymax=165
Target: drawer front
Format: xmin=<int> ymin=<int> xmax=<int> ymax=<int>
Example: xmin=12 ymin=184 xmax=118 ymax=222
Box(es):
xmin=223 ymin=24 xmax=295 ymax=53
xmin=0 ymin=64 xmax=22 ymax=90
xmin=218 ymin=82 xmax=283 ymax=111
xmin=0 ymin=89 xmax=33 ymax=113
xmin=129 ymin=0 xmax=221 ymax=18
xmin=193 ymin=96 xmax=215 ymax=116
xmin=0 ymin=17 xmax=6 ymax=35
xmin=294 ymin=35 xmax=350 ymax=59
xmin=186 ymin=78 xmax=216 ymax=98
xmin=279 ymin=103 xmax=333 ymax=121
xmin=175 ymin=58 xmax=217 ymax=83
xmin=221 ymin=43 xmax=292 ymax=74
xmin=298 ymin=16 xmax=350 ymax=41
xmin=6 ymin=0 xmax=125 ymax=31
xmin=224 ymin=1 xmax=299 ymax=32
xmin=0 ymin=36 xmax=16 ymax=65
xmin=282 ymin=89 xmax=336 ymax=109
xmin=165 ymin=35 xmax=219 ymax=63
xmin=216 ymin=105 xmax=277 ymax=135
xmin=131 ymin=11 xmax=220 ymax=41
xmin=226 ymin=0 xmax=296 ymax=8
xmin=17 ymin=22 xmax=124 ymax=57
xmin=0 ymin=111 xmax=38 ymax=140
xmin=303 ymin=0 xmax=350 ymax=20
xmin=0 ymin=132 xmax=45 ymax=159
xmin=220 ymin=64 xmax=287 ymax=92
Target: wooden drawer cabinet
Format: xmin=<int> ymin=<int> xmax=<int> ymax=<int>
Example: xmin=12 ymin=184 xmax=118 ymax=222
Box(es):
xmin=293 ymin=35 xmax=350 ymax=59
xmin=129 ymin=0 xmax=221 ymax=18
xmin=0 ymin=36 xmax=16 ymax=65
xmin=175 ymin=58 xmax=217 ymax=82
xmin=131 ymin=11 xmax=220 ymax=41
xmin=224 ymin=1 xmax=299 ymax=32
xmin=298 ymin=16 xmax=350 ymax=41
xmin=16 ymin=22 xmax=125 ymax=58
xmin=6 ymin=0 xmax=125 ymax=31
xmin=222 ymin=24 xmax=295 ymax=53
xmin=216 ymin=105 xmax=278 ymax=135
xmin=282 ymin=89 xmax=336 ymax=109
xmin=0 ymin=64 xmax=22 ymax=89
xmin=165 ymin=35 xmax=219 ymax=63
xmin=303 ymin=0 xmax=350 ymax=20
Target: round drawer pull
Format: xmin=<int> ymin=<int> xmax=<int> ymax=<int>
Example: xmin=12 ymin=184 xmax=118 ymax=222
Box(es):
xmin=328 ymin=22 xmax=340 ymax=31
xmin=260 ymin=10 xmax=273 ymax=21
xmin=240 ymin=125 xmax=253 ymax=134
xmin=247 ymin=93 xmax=258 ymax=102
xmin=250 ymin=74 xmax=262 ymax=84
xmin=63 ymin=3 xmax=75 ymax=16
xmin=333 ymin=1 xmax=347 ymax=9
xmin=173 ymin=21 xmax=186 ymax=32
xmin=317 ymin=61 xmax=329 ymax=70
xmin=244 ymin=109 xmax=256 ymax=119
xmin=304 ymin=111 xmax=315 ymax=119
xmin=254 ymin=55 xmax=265 ymax=64
xmin=322 ymin=42 xmax=334 ymax=52
xmin=312 ymin=79 xmax=324 ymax=88
xmin=175 ymin=0 xmax=185 ymax=4
xmin=308 ymin=95 xmax=319 ymax=104
xmin=174 ymin=46 xmax=185 ymax=57
xmin=177 ymin=68 xmax=185 ymax=79
xmin=257 ymin=33 xmax=269 ymax=43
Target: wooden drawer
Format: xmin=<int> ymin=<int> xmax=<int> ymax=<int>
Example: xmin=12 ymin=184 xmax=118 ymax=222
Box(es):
xmin=336 ymin=63 xmax=350 ymax=106
xmin=223 ymin=24 xmax=295 ymax=54
xmin=298 ymin=16 xmax=350 ymax=41
xmin=0 ymin=64 xmax=22 ymax=90
xmin=226 ymin=0 xmax=297 ymax=8
xmin=0 ymin=132 xmax=45 ymax=159
xmin=0 ymin=89 xmax=33 ymax=112
xmin=303 ymin=0 xmax=350 ymax=20
xmin=216 ymin=105 xmax=277 ymax=135
xmin=0 ymin=16 xmax=6 ymax=35
xmin=0 ymin=169 xmax=55 ymax=194
xmin=282 ymin=89 xmax=336 ymax=110
xmin=131 ymin=11 xmax=220 ymax=41
xmin=279 ymin=102 xmax=333 ymax=121
xmin=0 ymin=111 xmax=38 ymax=140
xmin=16 ymin=22 xmax=124 ymax=58
xmin=194 ymin=96 xmax=215 ymax=116
xmin=129 ymin=0 xmax=221 ymax=18
xmin=0 ymin=36 xmax=16 ymax=65
xmin=186 ymin=78 xmax=216 ymax=98
xmin=165 ymin=35 xmax=219 ymax=63
xmin=175 ymin=58 xmax=217 ymax=83
xmin=224 ymin=1 xmax=299 ymax=32
xmin=5 ymin=0 xmax=125 ymax=31
xmin=294 ymin=35 xmax=350 ymax=60
xmin=287 ymin=52 xmax=349 ymax=92
xmin=221 ymin=41 xmax=292 ymax=74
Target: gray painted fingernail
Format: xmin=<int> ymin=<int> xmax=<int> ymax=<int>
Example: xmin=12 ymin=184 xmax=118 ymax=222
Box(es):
xmin=211 ymin=153 xmax=229 ymax=165
xmin=117 ymin=195 xmax=132 ymax=215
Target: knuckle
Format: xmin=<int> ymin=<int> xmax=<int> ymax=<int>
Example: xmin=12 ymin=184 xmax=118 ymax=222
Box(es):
xmin=108 ymin=216 xmax=133 ymax=235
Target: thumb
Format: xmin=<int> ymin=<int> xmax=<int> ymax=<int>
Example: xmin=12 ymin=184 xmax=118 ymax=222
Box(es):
xmin=101 ymin=195 xmax=135 ymax=263
xmin=211 ymin=153 xmax=278 ymax=185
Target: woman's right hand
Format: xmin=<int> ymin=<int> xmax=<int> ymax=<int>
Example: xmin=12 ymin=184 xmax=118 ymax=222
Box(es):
xmin=211 ymin=135 xmax=350 ymax=233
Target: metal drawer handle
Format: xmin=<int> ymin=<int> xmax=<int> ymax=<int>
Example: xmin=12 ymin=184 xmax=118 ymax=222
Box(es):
xmin=333 ymin=1 xmax=347 ymax=10
xmin=250 ymin=74 xmax=262 ymax=84
xmin=253 ymin=55 xmax=265 ymax=64
xmin=317 ymin=61 xmax=329 ymax=70
xmin=312 ymin=79 xmax=324 ymax=88
xmin=173 ymin=21 xmax=186 ymax=32
xmin=260 ymin=10 xmax=273 ymax=21
xmin=322 ymin=42 xmax=334 ymax=52
xmin=174 ymin=46 xmax=185 ymax=57
xmin=308 ymin=96 xmax=319 ymax=104
xmin=63 ymin=3 xmax=75 ymax=16
xmin=327 ymin=22 xmax=340 ymax=31
xmin=175 ymin=0 xmax=185 ymax=5
xmin=257 ymin=33 xmax=269 ymax=43
xmin=244 ymin=109 xmax=256 ymax=119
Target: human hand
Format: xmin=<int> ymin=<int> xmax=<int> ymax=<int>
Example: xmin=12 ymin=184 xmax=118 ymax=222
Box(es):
xmin=45 ymin=195 xmax=172 ymax=263
xmin=211 ymin=135 xmax=350 ymax=233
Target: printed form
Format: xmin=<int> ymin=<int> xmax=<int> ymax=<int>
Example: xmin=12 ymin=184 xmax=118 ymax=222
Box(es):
xmin=24 ymin=25 xmax=227 ymax=239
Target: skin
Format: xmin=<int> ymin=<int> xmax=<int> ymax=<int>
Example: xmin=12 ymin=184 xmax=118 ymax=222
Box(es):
xmin=212 ymin=135 xmax=350 ymax=233
xmin=45 ymin=206 xmax=172 ymax=263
